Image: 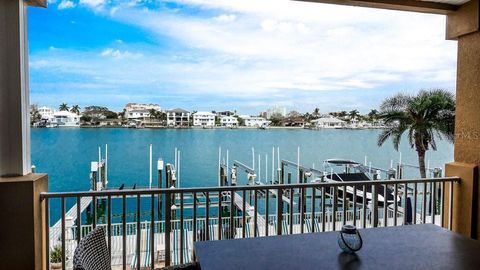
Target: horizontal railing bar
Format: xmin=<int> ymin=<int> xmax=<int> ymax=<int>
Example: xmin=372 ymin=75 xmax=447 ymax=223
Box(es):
xmin=40 ymin=177 xmax=460 ymax=198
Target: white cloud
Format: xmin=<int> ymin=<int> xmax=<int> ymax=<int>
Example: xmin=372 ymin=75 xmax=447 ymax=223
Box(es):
xmin=31 ymin=0 xmax=457 ymax=113
xmin=100 ymin=48 xmax=143 ymax=59
xmin=58 ymin=0 xmax=76 ymax=9
xmin=213 ymin=14 xmax=236 ymax=23
xmin=79 ymin=0 xmax=106 ymax=9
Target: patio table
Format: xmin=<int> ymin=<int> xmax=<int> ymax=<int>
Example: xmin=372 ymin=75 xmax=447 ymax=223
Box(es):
xmin=194 ymin=224 xmax=480 ymax=270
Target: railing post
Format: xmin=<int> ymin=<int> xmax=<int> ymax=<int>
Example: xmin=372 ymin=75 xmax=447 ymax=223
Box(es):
xmin=372 ymin=184 xmax=379 ymax=227
xmin=165 ymin=190 xmax=172 ymax=266
xmin=277 ymin=188 xmax=283 ymax=235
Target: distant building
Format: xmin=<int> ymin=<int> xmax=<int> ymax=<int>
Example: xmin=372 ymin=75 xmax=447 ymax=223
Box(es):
xmin=282 ymin=117 xmax=304 ymax=127
xmin=216 ymin=110 xmax=236 ymax=117
xmin=124 ymin=103 xmax=160 ymax=114
xmin=127 ymin=109 xmax=151 ymax=120
xmin=220 ymin=116 xmax=238 ymax=127
xmin=240 ymin=115 xmax=271 ymax=127
xmin=167 ymin=108 xmax=190 ymax=127
xmin=38 ymin=106 xmax=54 ymax=121
xmin=311 ymin=117 xmax=345 ymax=128
xmin=52 ymin=111 xmax=80 ymax=127
xmin=193 ymin=111 xmax=216 ymax=127
xmin=266 ymin=105 xmax=287 ymax=119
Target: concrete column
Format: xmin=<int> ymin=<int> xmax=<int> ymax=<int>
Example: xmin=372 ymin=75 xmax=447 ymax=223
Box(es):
xmin=0 ymin=0 xmax=31 ymax=176
xmin=444 ymin=0 xmax=480 ymax=239
xmin=0 ymin=174 xmax=48 ymax=270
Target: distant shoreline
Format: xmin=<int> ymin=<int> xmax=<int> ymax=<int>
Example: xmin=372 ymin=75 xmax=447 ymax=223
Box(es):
xmin=34 ymin=125 xmax=385 ymax=130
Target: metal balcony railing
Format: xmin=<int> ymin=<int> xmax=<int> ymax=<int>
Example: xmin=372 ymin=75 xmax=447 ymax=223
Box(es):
xmin=40 ymin=177 xmax=460 ymax=270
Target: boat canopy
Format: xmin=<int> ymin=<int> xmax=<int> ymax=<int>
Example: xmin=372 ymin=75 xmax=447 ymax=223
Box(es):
xmin=324 ymin=159 xmax=361 ymax=166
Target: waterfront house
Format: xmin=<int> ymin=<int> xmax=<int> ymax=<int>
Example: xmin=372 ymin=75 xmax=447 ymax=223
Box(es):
xmin=38 ymin=106 xmax=54 ymax=121
xmin=127 ymin=109 xmax=151 ymax=120
xmin=193 ymin=111 xmax=216 ymax=127
xmin=52 ymin=110 xmax=81 ymax=127
xmin=282 ymin=117 xmax=305 ymax=127
xmin=124 ymin=103 xmax=161 ymax=114
xmin=311 ymin=117 xmax=345 ymax=128
xmin=216 ymin=110 xmax=236 ymax=117
xmin=220 ymin=116 xmax=238 ymax=127
xmin=240 ymin=115 xmax=271 ymax=127
xmin=2 ymin=0 xmax=480 ymax=269
xmin=167 ymin=108 xmax=191 ymax=127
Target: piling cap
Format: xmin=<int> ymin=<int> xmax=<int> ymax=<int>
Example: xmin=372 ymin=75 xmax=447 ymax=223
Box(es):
xmin=341 ymin=224 xmax=358 ymax=234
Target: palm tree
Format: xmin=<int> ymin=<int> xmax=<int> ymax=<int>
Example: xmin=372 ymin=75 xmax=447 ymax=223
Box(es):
xmin=313 ymin=108 xmax=320 ymax=118
xmin=119 ymin=109 xmax=127 ymax=121
xmin=148 ymin=109 xmax=158 ymax=119
xmin=59 ymin=103 xmax=69 ymax=111
xmin=348 ymin=110 xmax=360 ymax=121
xmin=70 ymin=105 xmax=81 ymax=115
xmin=368 ymin=109 xmax=379 ymax=123
xmin=377 ymin=89 xmax=455 ymax=178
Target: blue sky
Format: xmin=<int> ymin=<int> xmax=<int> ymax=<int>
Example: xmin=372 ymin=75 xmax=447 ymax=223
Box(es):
xmin=28 ymin=0 xmax=457 ymax=114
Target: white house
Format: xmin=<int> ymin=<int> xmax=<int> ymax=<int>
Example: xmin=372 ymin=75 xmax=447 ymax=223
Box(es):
xmin=124 ymin=103 xmax=160 ymax=113
xmin=240 ymin=115 xmax=271 ymax=127
xmin=127 ymin=109 xmax=150 ymax=119
xmin=193 ymin=111 xmax=216 ymax=127
xmin=38 ymin=106 xmax=54 ymax=121
xmin=220 ymin=116 xmax=238 ymax=127
xmin=52 ymin=111 xmax=80 ymax=127
xmin=167 ymin=108 xmax=190 ymax=127
xmin=311 ymin=117 xmax=345 ymax=128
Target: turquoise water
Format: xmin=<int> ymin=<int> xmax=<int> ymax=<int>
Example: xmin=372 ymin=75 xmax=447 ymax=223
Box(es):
xmin=32 ymin=128 xmax=454 ymax=192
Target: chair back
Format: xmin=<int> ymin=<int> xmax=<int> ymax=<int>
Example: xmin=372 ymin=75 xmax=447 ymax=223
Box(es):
xmin=73 ymin=227 xmax=111 ymax=270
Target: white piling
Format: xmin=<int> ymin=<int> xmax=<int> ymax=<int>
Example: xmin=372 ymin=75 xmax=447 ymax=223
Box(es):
xmin=218 ymin=147 xmax=222 ymax=186
xmin=149 ymin=144 xmax=153 ymax=189
xmin=226 ymin=149 xmax=229 ymax=184
xmin=258 ymin=154 xmax=261 ymax=183
xmin=226 ymin=149 xmax=229 ymax=170
xmin=178 ymin=150 xmax=181 ymax=187
xmin=105 ymin=144 xmax=108 ymax=186
xmin=297 ymin=146 xmax=300 ymax=183
xmin=98 ymin=146 xmax=102 ymax=185
xmin=271 ymin=147 xmax=275 ymax=183
xmin=265 ymin=154 xmax=268 ymax=184
xmin=175 ymin=147 xmax=178 ymax=170
xmin=277 ymin=147 xmax=280 ymax=169
xmin=252 ymin=147 xmax=255 ymax=171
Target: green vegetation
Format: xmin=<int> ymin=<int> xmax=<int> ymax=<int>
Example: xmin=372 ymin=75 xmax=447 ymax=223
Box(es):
xmin=30 ymin=104 xmax=42 ymax=125
xmin=59 ymin=103 xmax=69 ymax=111
xmin=50 ymin=245 xmax=62 ymax=263
xmin=70 ymin=105 xmax=81 ymax=114
xmin=377 ymin=89 xmax=455 ymax=178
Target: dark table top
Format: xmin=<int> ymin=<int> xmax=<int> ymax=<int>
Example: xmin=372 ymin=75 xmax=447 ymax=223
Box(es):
xmin=194 ymin=224 xmax=480 ymax=270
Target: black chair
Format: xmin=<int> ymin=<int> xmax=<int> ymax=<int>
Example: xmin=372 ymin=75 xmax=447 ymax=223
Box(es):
xmin=73 ymin=227 xmax=111 ymax=270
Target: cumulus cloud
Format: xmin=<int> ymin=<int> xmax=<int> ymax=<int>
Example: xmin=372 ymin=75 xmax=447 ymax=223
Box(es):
xmin=79 ymin=0 xmax=106 ymax=9
xmin=100 ymin=48 xmax=143 ymax=59
xmin=58 ymin=0 xmax=76 ymax=9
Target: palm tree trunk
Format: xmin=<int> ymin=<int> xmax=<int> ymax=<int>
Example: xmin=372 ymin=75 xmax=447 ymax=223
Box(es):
xmin=416 ymin=149 xmax=427 ymax=178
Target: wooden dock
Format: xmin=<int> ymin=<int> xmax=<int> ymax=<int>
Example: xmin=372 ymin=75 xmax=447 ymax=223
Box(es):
xmin=50 ymin=196 xmax=93 ymax=243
